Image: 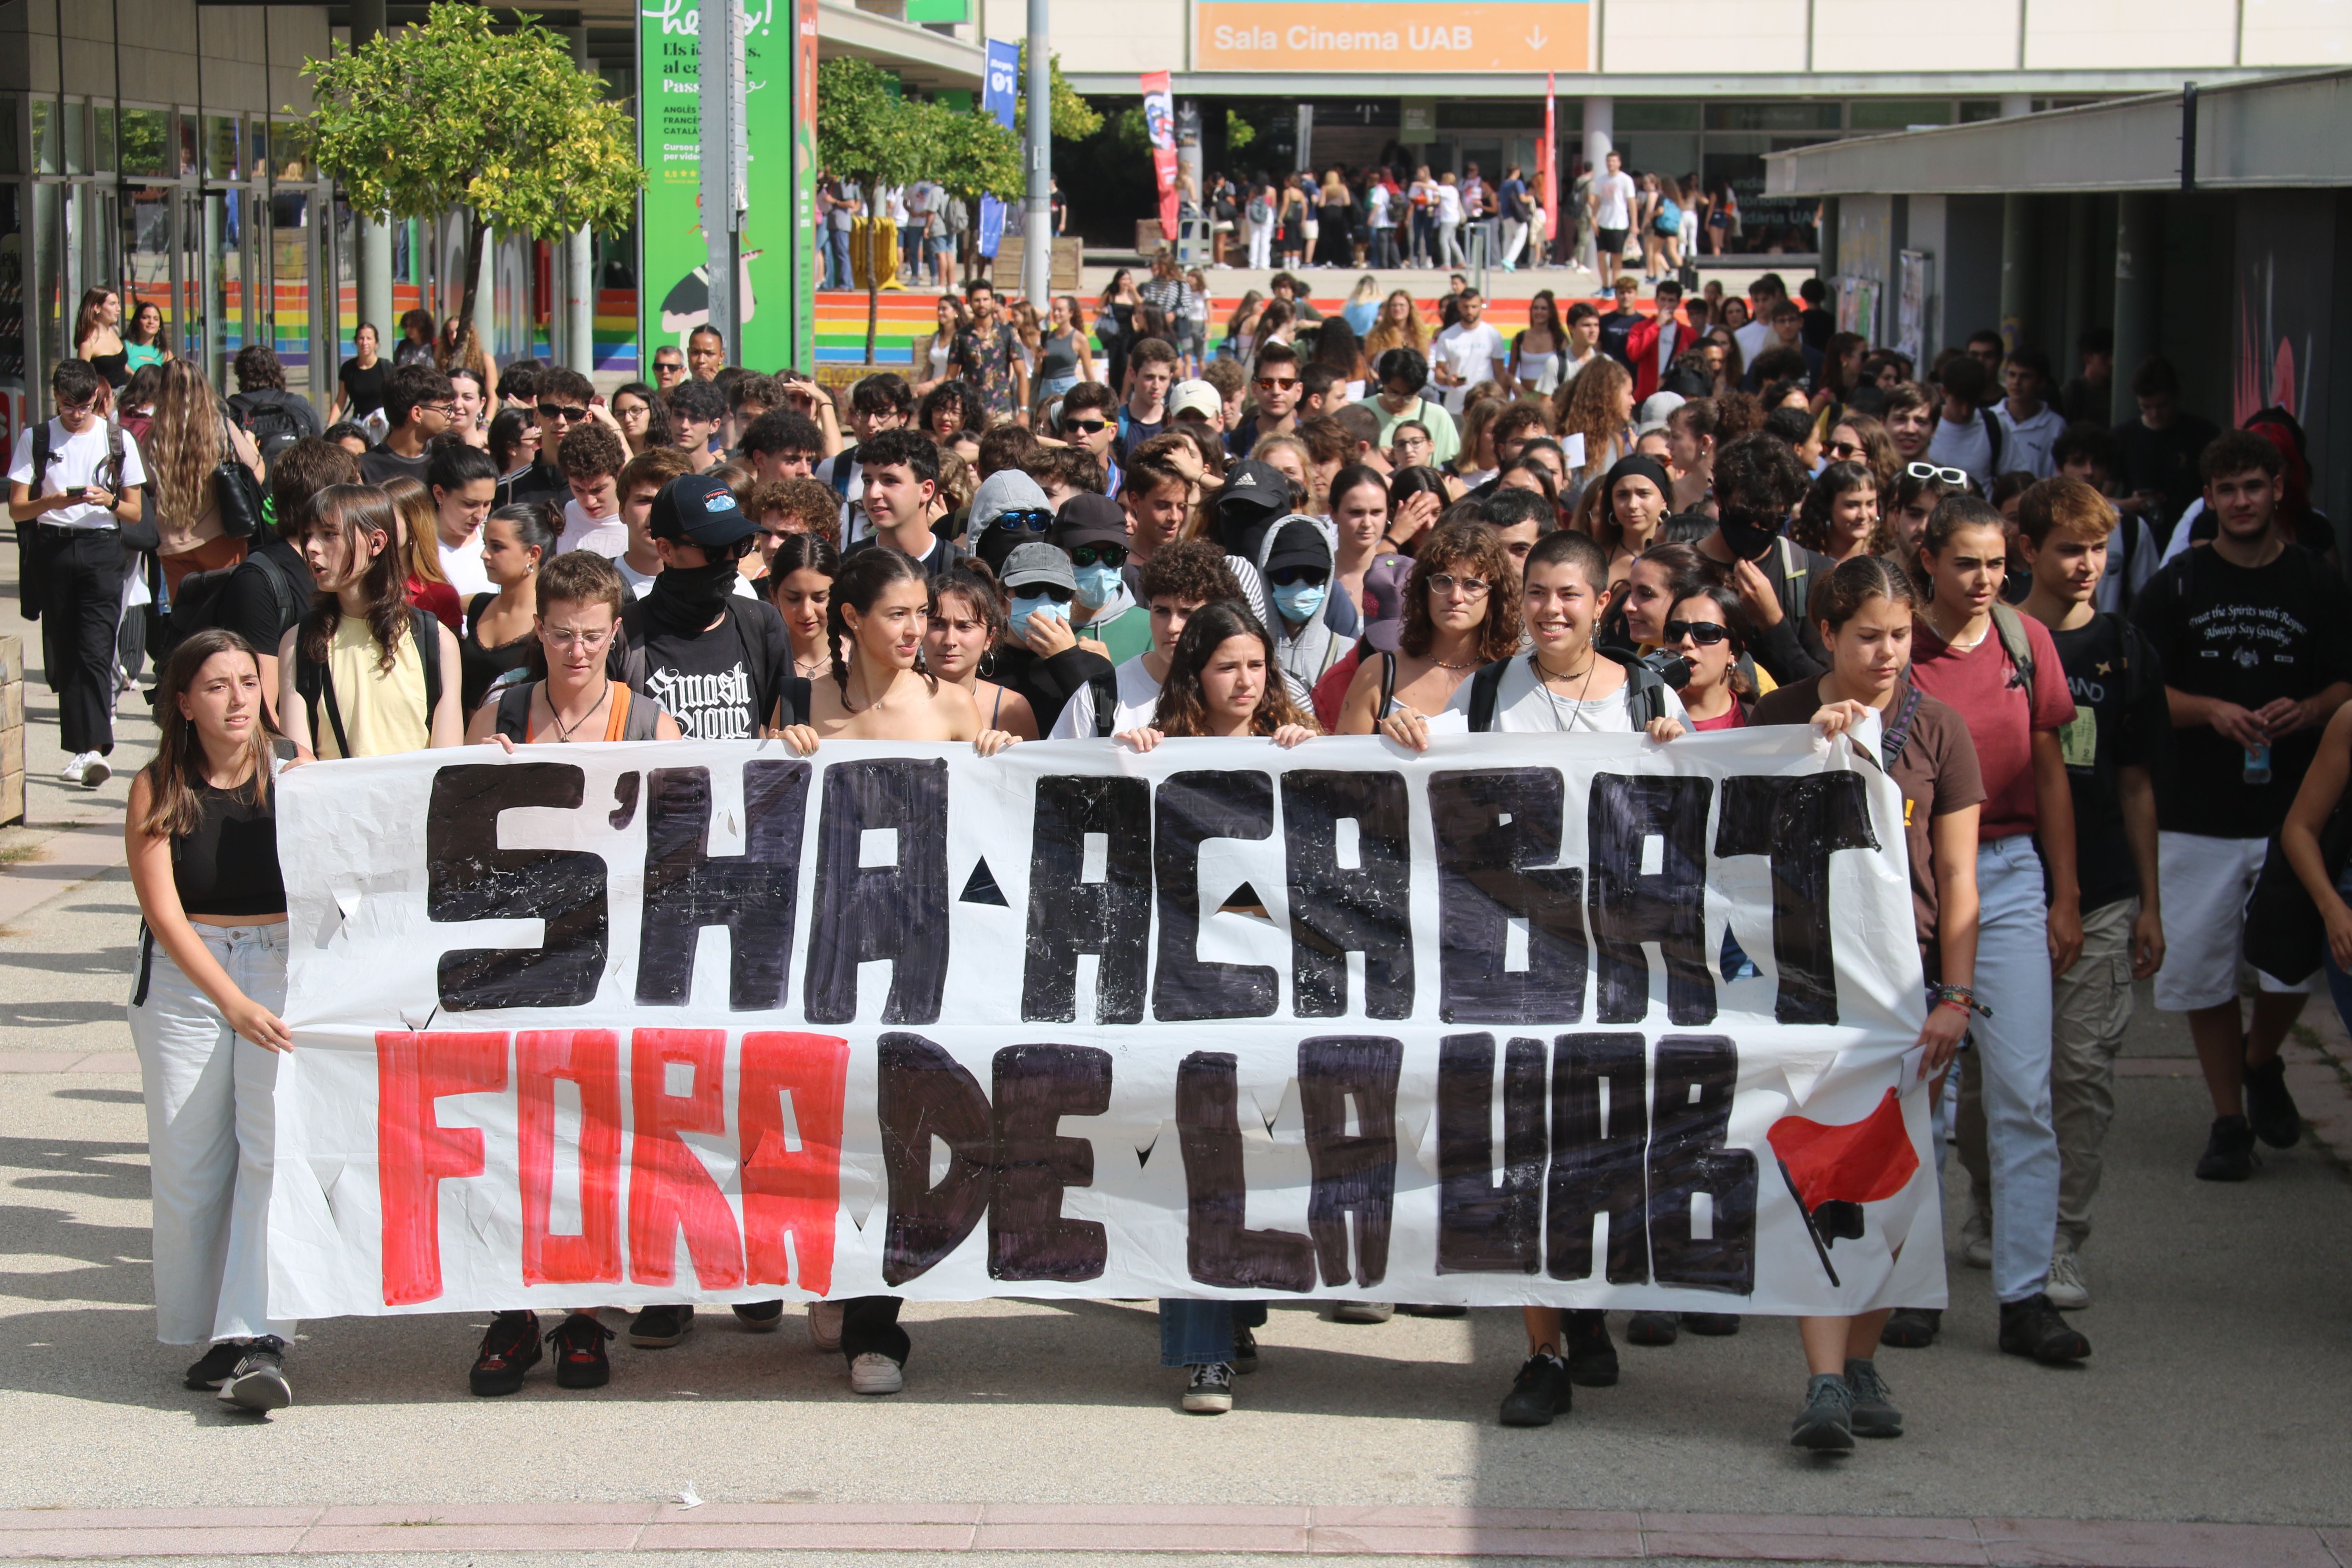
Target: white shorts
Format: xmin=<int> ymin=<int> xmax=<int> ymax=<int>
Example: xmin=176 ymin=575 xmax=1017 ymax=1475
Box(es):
xmin=2151 ymin=831 xmax=2324 ymax=1012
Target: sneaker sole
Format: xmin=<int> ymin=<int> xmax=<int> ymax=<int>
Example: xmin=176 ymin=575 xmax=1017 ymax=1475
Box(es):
xmin=850 ymin=1375 xmax=904 ymax=1396
xmin=2045 ymin=1287 xmax=2090 ymax=1311
xmin=2002 ymin=1336 xmax=2091 ymax=1364
xmin=629 ymin=1327 xmax=692 ymax=1348
xmin=2251 ymin=1120 xmax=2302 ymax=1150
xmin=731 ymin=1312 xmax=784 ymax=1333
xmin=82 ymin=764 xmax=111 ymax=788
xmin=225 ymin=1373 xmax=291 ymax=1412
xmin=1851 ymin=1411 xmax=1904 ymax=1439
xmin=2194 ymin=1159 xmax=2254 ymax=1182
xmin=1182 ymin=1394 xmax=1233 ymax=1414
xmin=1790 ymin=1417 xmax=1855 ymax=1453
xmin=469 ymin=1373 xmax=528 ymax=1397
xmin=555 ymin=1363 xmax=611 ymax=1390
xmin=1497 ymin=1402 xmax=1564 ymax=1428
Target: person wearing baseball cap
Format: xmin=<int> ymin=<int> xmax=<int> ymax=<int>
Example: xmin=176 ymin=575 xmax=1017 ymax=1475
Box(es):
xmin=1256 ymin=515 xmax=1348 ymax=695
xmin=1169 ymin=379 xmax=1222 ymax=428
xmin=1049 ymin=494 xmax=1151 ymax=662
xmin=1212 ymin=458 xmax=1296 ymax=561
xmin=618 ymin=472 xmax=803 ymax=740
xmin=985 ymin=540 xmax=1116 ymax=735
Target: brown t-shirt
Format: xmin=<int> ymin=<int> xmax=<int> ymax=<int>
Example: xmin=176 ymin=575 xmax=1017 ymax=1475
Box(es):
xmin=1751 ymin=673 xmax=1985 ymax=962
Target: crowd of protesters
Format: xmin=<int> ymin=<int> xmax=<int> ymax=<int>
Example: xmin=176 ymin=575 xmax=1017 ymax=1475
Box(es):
xmin=18 ymin=259 xmax=2340 ymax=1454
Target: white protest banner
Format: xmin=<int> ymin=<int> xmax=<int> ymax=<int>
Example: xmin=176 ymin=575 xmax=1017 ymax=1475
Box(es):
xmin=267 ymin=731 xmax=1947 ymax=1320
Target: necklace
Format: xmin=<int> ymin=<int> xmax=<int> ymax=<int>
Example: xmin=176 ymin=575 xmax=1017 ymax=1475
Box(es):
xmin=546 ymin=682 xmax=610 ymax=742
xmin=1428 ymin=656 xmax=1479 ymax=671
xmin=1531 ymin=649 xmax=1599 ymax=731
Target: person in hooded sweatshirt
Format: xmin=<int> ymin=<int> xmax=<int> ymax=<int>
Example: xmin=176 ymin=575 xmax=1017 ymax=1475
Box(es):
xmin=1257 ymin=514 xmax=1353 ymax=702
xmin=992 ymin=542 xmax=1116 ymax=733
xmin=966 ymin=467 xmax=1059 ymax=577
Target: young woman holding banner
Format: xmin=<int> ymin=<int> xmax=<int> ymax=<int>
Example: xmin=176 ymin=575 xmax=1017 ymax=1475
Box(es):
xmin=461 ymin=553 xmax=680 ymax=1396
xmin=1751 ymin=555 xmax=1981 ymax=1452
xmin=776 ymin=546 xmax=1023 ymax=1397
xmin=126 ymin=631 xmax=302 ymax=1412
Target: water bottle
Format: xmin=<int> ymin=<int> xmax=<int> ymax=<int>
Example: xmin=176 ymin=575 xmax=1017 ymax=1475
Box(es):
xmin=2244 ymin=742 xmax=2273 ymax=786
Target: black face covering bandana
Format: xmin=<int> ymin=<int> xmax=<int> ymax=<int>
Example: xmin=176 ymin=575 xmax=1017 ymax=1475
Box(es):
xmin=645 ymin=555 xmax=741 ymax=635
xmin=1717 ymin=510 xmax=1782 ymax=562
xmin=976 ymin=523 xmax=1023 ymax=575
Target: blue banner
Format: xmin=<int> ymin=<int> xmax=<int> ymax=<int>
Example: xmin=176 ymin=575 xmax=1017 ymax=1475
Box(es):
xmin=984 ymin=39 xmax=1020 ymax=130
xmin=977 ymin=193 xmax=1007 ymax=259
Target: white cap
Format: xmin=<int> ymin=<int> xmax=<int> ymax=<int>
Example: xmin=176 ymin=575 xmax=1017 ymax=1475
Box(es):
xmin=1169 ymin=379 xmax=1221 ymax=420
xmin=1635 ymin=390 xmax=1687 ymax=436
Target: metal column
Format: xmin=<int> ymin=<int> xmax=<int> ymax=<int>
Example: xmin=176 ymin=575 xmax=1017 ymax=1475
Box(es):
xmin=699 ymin=0 xmax=745 ymax=359
xmin=351 ymin=0 xmax=393 ymax=350
xmin=1022 ymin=5 xmax=1051 ymax=307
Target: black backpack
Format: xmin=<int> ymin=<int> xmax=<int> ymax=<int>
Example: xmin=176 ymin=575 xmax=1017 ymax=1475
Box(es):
xmin=1464 ymin=650 xmax=1670 ymax=733
xmin=149 ymin=547 xmax=310 ymax=669
xmin=228 ymin=390 xmax=316 ymax=472
xmin=294 ymin=606 xmax=445 ymax=756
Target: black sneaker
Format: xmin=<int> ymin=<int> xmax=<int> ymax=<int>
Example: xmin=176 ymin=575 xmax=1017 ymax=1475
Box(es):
xmin=628 ymin=1304 xmax=694 ymax=1347
xmin=1843 ymin=1357 xmax=1903 ymax=1438
xmin=469 ymin=1311 xmax=542 ymax=1396
xmin=1998 ymin=1292 xmax=2091 ymax=1364
xmin=731 ymin=1301 xmax=785 ymax=1332
xmin=1563 ymin=1311 xmax=1618 ymax=1387
xmin=1398 ymin=1303 xmax=1467 ymax=1318
xmin=549 ymin=1312 xmax=615 ymax=1388
xmin=2195 ymin=1114 xmax=2257 ymax=1181
xmin=1879 ymin=1307 xmax=1941 ymax=1348
xmin=1681 ymin=1312 xmax=1742 ymax=1336
xmin=1230 ymin=1325 xmax=1259 ymax=1375
xmin=184 ymin=1340 xmax=246 ymax=1391
xmin=1499 ymin=1352 xmax=1572 ymax=1426
xmin=1789 ymin=1373 xmax=1855 ymax=1452
xmin=218 ymin=1336 xmax=291 ymax=1412
xmin=2243 ymin=1058 xmax=2303 ymax=1149
xmin=1625 ymin=1311 xmax=1679 ymax=1346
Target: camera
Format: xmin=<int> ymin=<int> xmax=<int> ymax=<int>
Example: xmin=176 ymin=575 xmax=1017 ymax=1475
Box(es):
xmin=1638 ymin=648 xmax=1693 ymax=690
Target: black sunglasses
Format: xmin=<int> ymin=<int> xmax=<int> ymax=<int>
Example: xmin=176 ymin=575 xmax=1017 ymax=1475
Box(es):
xmin=1269 ymin=566 xmax=1329 ymax=588
xmin=1069 ymin=544 xmax=1127 ymax=569
xmin=993 ymin=508 xmax=1055 ymax=534
xmin=1665 ymin=619 xmax=1733 ymax=647
xmin=1017 ymin=583 xmax=1076 ymax=604
xmin=1063 ymin=417 xmax=1108 ymax=435
xmin=538 ymin=404 xmax=590 ymax=422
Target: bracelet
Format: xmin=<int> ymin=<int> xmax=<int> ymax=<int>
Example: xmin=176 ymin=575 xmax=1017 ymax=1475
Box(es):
xmin=1927 ymin=981 xmax=1993 ymax=1020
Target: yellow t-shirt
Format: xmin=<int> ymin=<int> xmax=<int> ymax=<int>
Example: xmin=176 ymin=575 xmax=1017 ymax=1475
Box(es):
xmin=317 ymin=614 xmax=430 ymax=758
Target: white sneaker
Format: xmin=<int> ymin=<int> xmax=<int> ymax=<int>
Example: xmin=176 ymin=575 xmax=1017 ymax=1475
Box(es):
xmin=848 ymin=1352 xmax=903 ymax=1395
xmin=2045 ymin=1249 xmax=2090 ymax=1310
xmin=1960 ymin=1212 xmax=1992 ymax=1270
xmin=807 ymin=1300 xmax=844 ymax=1352
xmin=78 ymin=753 xmax=111 ymax=788
xmin=1333 ymin=1301 xmax=1394 ymax=1324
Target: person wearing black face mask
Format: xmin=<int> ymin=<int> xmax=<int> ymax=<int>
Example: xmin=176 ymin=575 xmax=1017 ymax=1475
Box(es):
xmin=1693 ymin=432 xmax=1830 ymax=685
xmin=615 ymin=472 xmax=808 ymax=742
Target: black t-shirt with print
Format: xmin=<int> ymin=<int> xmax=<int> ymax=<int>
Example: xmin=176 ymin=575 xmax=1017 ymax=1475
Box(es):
xmin=339 ymin=358 xmax=388 ymax=419
xmin=2132 ymin=539 xmax=2352 ymax=838
xmin=622 ymin=597 xmax=797 ymax=740
xmin=2049 ymin=612 xmax=2169 ymax=911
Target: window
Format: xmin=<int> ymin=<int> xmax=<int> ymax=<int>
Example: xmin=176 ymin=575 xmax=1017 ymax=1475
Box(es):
xmin=119 ymin=109 xmax=171 ymax=178
xmin=1705 ymin=102 xmax=1840 ymax=132
xmin=1849 ymin=100 xmax=1952 ymax=131
xmin=1617 ymin=100 xmax=1701 ymax=132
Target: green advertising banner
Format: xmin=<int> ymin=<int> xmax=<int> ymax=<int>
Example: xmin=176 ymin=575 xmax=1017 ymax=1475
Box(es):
xmin=638 ymin=0 xmax=815 ymax=372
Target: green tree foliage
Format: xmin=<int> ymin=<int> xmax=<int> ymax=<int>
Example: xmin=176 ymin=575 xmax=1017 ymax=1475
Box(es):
xmin=1014 ymin=45 xmax=1105 ymax=142
xmin=1226 ymin=109 xmax=1257 ymax=153
xmin=301 ymin=3 xmax=642 ymax=347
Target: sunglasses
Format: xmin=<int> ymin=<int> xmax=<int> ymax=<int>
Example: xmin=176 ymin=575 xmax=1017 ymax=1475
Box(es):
xmin=1827 ymin=440 xmax=1865 ymax=460
xmin=1426 ymin=572 xmax=1490 ymax=598
xmin=1255 ymin=376 xmax=1299 ymax=391
xmin=1063 ymin=418 xmax=1108 ymax=435
xmin=1270 ymin=566 xmax=1328 ymax=588
xmin=1069 ymin=544 xmax=1127 ymax=569
xmin=539 ymin=404 xmax=591 ymax=423
xmin=1905 ymin=461 xmax=1971 ymax=486
xmin=1017 ymin=583 xmax=1076 ymax=604
xmin=1665 ymin=619 xmax=1733 ymax=647
xmin=992 ymin=508 xmax=1055 ymax=535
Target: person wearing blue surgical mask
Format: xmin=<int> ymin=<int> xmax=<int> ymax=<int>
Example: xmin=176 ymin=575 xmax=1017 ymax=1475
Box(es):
xmin=1256 ymin=516 xmax=1351 ymax=695
xmin=1048 ymin=494 xmax=1152 ymax=663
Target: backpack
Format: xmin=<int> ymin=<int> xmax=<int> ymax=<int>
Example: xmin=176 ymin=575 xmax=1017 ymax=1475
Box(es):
xmin=294 ymin=605 xmax=445 ymax=757
xmin=1985 ymin=601 xmax=2037 ymax=710
xmin=17 ymin=418 xmax=128 ymax=619
xmin=228 ymin=390 xmax=312 ymax=471
xmin=32 ymin=415 xmax=127 ymax=506
xmin=150 ymin=546 xmax=309 ymax=669
xmin=1465 ymin=650 xmax=1668 ymax=733
xmin=1247 ymin=193 xmax=1272 ymax=225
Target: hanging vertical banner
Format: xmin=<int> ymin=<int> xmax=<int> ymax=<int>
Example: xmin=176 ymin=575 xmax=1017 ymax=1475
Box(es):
xmin=638 ymin=0 xmax=806 ymax=372
xmin=1141 ymin=70 xmax=1180 ymax=244
xmin=977 ymin=194 xmax=1008 ymax=259
xmin=1539 ymin=73 xmax=1559 ymax=247
xmin=984 ymin=38 xmax=1020 ymax=130
xmin=793 ymin=0 xmax=820 ymax=364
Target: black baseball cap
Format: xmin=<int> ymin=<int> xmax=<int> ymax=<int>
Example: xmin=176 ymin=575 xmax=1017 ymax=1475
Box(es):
xmin=649 ymin=473 xmax=755 ymax=549
xmin=1048 ymin=493 xmax=1128 ymax=552
xmin=1263 ymin=517 xmax=1332 ymax=576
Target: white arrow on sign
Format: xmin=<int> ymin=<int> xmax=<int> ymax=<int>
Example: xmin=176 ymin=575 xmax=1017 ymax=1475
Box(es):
xmin=1526 ymin=25 xmax=1548 ymax=48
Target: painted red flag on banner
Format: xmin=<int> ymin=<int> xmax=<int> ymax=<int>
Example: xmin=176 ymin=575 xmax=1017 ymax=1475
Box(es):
xmin=1768 ymin=1087 xmax=1918 ymax=1212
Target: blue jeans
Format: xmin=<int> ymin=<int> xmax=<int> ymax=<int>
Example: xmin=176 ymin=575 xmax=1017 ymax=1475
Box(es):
xmin=1034 ymin=371 xmax=1079 ymax=403
xmin=1963 ymin=835 xmax=2062 ymax=1303
xmin=1159 ymin=1299 xmax=1267 ymax=1367
xmin=827 ymin=230 xmax=851 ymax=290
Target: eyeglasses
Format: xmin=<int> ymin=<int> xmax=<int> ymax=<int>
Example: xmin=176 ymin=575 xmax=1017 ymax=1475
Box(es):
xmin=1665 ymin=620 xmax=1733 ymax=647
xmin=1828 ymin=441 xmax=1866 ymax=461
xmin=1426 ymin=573 xmax=1490 ymax=598
xmin=1069 ymin=544 xmax=1127 ymax=569
xmin=1270 ymin=566 xmax=1328 ymax=588
xmin=419 ymin=401 xmax=458 ymax=419
xmin=539 ymin=404 xmax=591 ymax=423
xmin=1905 ymin=461 xmax=1971 ymax=486
xmin=543 ymin=625 xmax=616 ymax=650
xmin=991 ymin=508 xmax=1055 ymax=534
xmin=1255 ymin=376 xmax=1299 ymax=391
xmin=55 ymin=397 xmax=98 ymax=416
xmin=1063 ymin=418 xmax=1108 ymax=435
xmin=1017 ymin=583 xmax=1076 ymax=604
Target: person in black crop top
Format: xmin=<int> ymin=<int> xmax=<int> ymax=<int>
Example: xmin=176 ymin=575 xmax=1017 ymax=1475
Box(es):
xmin=125 ymin=630 xmax=304 ymax=1412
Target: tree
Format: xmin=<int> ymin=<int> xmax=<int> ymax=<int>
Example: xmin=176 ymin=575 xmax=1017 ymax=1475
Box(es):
xmin=1014 ymin=45 xmax=1104 ymax=143
xmin=818 ymin=57 xmax=941 ymax=363
xmin=301 ymin=3 xmax=642 ymax=354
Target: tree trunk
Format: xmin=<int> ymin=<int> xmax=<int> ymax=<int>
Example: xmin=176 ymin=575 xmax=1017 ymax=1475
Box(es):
xmin=453 ymin=212 xmax=490 ymax=361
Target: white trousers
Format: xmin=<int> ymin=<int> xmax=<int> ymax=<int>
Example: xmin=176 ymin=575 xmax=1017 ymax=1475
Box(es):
xmin=1247 ymin=220 xmax=1274 ymax=269
xmin=129 ymin=922 xmax=295 ymax=1345
xmin=1500 ymin=218 xmax=1528 ymax=267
